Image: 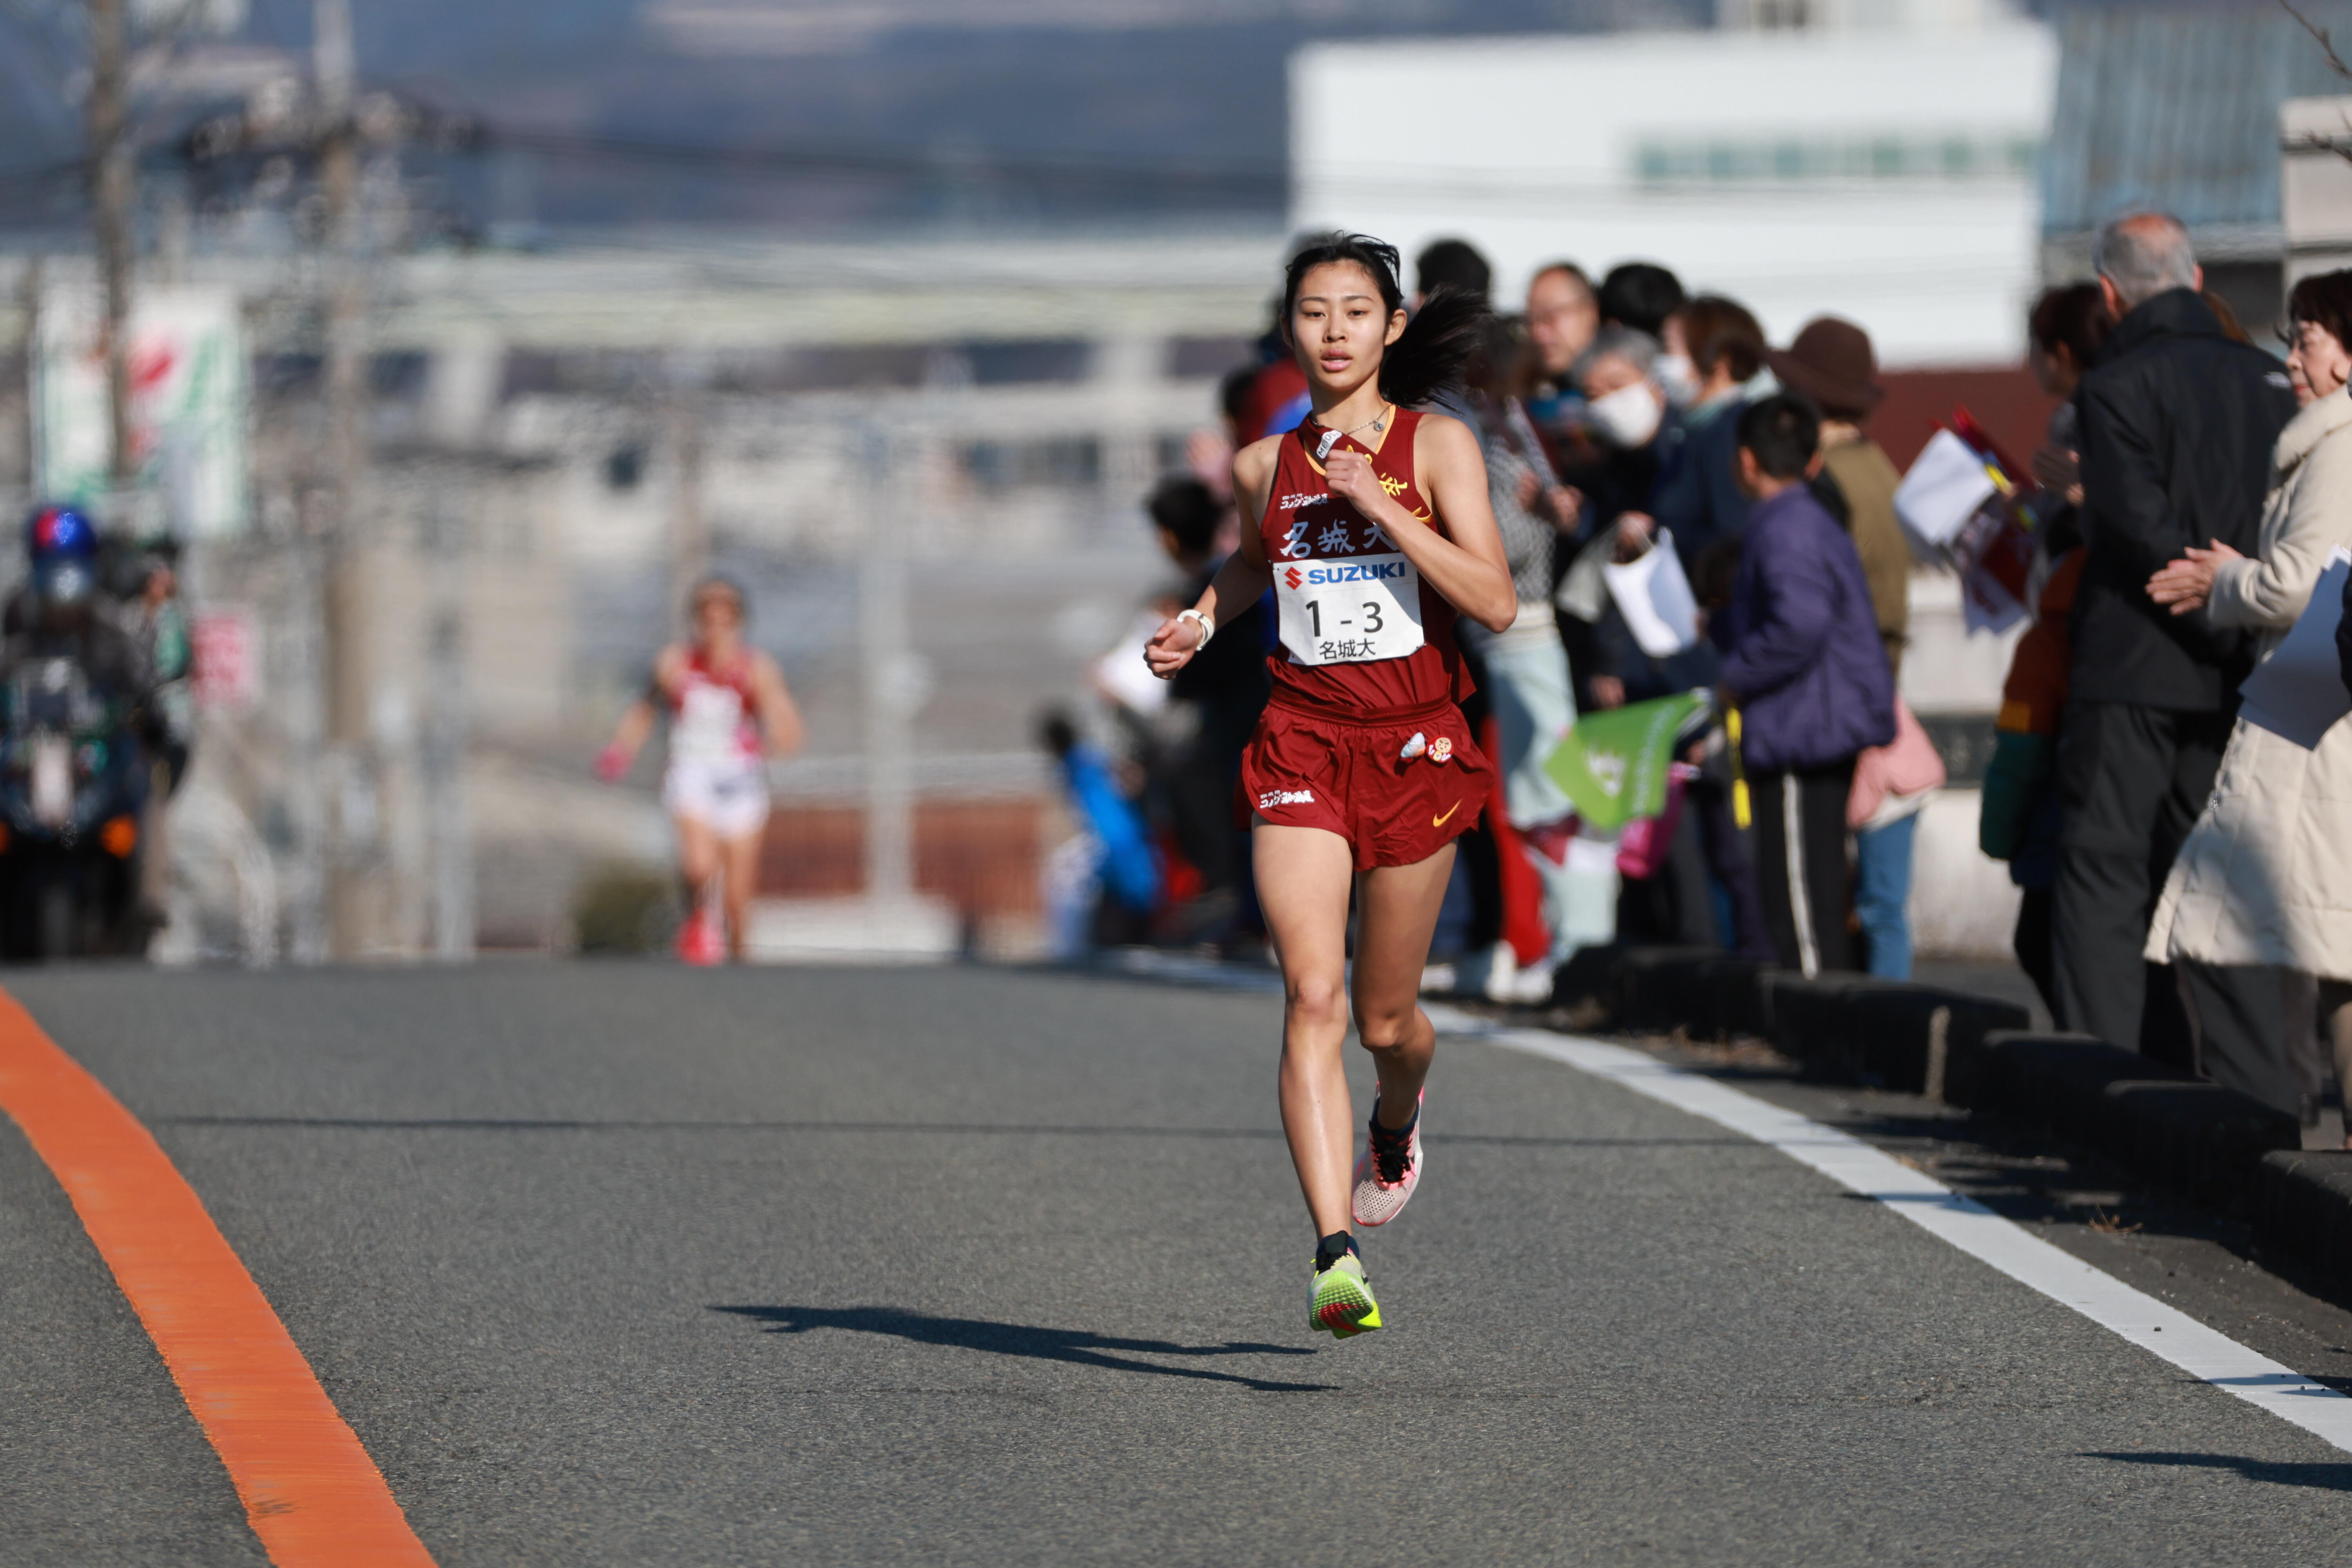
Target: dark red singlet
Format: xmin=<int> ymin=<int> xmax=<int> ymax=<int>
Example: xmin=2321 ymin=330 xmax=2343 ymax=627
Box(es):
xmin=1258 ymin=408 xmax=1477 ymax=717
xmin=1234 ymin=408 xmax=1493 ymax=869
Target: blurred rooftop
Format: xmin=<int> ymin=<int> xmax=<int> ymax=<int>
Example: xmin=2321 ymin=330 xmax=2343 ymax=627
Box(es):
xmin=2043 ymin=1 xmax=2352 ymax=254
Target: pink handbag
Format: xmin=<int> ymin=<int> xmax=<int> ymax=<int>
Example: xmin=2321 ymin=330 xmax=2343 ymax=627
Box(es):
xmin=1617 ymin=764 xmax=1697 ymax=880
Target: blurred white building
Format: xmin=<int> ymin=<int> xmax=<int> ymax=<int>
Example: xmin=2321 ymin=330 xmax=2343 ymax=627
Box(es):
xmin=1291 ymin=17 xmax=2057 ymax=366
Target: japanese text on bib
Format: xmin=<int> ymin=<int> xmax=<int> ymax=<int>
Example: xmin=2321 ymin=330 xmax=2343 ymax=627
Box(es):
xmin=1274 ymin=551 xmax=1426 ymax=666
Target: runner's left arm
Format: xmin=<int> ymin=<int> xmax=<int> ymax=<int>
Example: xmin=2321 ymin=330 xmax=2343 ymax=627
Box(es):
xmin=751 ymin=652 xmax=806 ymax=757
xmin=1326 ymin=415 xmax=1516 ymax=633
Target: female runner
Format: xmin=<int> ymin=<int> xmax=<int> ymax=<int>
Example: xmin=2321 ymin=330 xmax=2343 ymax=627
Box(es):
xmin=1146 ymin=234 xmax=1514 ymax=1337
xmin=599 ymin=576 xmax=805 ymax=964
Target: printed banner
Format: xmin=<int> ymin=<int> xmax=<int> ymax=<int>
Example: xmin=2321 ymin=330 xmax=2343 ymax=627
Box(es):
xmin=34 ymin=283 xmax=249 ymax=538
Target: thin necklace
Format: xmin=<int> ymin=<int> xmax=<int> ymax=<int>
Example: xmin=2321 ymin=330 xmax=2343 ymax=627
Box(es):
xmin=1312 ymin=403 xmax=1391 ymax=461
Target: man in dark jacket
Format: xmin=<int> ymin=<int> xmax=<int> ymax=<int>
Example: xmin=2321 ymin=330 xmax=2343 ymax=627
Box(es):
xmin=1714 ymin=394 xmax=1896 ymax=975
xmin=2054 ymin=212 xmax=2296 ymax=1074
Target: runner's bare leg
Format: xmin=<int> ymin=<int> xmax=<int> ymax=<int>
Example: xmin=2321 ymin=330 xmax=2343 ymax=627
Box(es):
xmin=1254 ymin=821 xmax=1360 ymax=1237
xmin=675 ymin=814 xmax=720 ymax=926
xmin=1352 ymin=844 xmax=1455 ymax=1130
xmin=719 ymin=826 xmax=764 ymax=962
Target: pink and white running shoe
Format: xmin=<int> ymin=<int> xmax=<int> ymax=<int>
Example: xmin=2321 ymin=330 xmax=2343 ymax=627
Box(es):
xmin=677 ymin=907 xmax=726 ymax=966
xmin=1350 ymin=1089 xmax=1424 ymax=1228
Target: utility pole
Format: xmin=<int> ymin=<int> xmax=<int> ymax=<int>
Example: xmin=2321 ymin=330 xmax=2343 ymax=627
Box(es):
xmin=858 ymin=420 xmax=915 ymax=911
xmin=85 ymin=0 xmax=134 ymax=487
xmin=16 ymin=256 xmax=40 ymax=512
xmin=666 ymin=354 xmax=708 ymax=630
xmin=314 ymin=0 xmax=375 ymax=958
xmin=422 ymin=485 xmax=472 ymax=962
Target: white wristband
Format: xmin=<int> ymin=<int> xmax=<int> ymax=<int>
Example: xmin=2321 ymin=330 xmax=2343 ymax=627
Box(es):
xmin=1179 ymin=608 xmax=1214 ymax=649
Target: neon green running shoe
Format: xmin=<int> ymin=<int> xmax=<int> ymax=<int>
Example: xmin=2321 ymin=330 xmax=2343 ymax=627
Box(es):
xmin=1308 ymin=1249 xmax=1383 ymax=1338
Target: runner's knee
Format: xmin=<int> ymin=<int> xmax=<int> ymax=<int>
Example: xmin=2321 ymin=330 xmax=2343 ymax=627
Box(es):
xmin=1354 ymin=999 xmax=1419 ymax=1052
xmin=1285 ymin=972 xmax=1349 ymax=1033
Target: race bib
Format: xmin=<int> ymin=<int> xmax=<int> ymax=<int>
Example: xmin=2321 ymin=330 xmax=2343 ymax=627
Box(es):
xmin=1275 ymin=552 xmax=1425 ymax=666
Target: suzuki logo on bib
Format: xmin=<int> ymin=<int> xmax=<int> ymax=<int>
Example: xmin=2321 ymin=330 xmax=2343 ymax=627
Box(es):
xmin=1284 ymin=566 xmax=1303 ymax=590
xmin=1298 ymin=561 xmax=1408 ymax=585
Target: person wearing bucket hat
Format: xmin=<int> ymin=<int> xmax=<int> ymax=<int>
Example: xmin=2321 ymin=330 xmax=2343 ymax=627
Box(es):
xmin=1767 ymin=319 xmax=1926 ymax=980
xmin=1768 ymin=317 xmax=1909 ymax=679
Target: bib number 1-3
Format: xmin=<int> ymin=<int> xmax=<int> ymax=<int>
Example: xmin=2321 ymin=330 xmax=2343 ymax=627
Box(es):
xmin=1275 ymin=552 xmax=1425 ymax=666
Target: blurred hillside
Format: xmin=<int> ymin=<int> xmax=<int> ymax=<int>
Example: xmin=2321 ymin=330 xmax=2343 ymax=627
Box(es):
xmin=0 ymin=0 xmax=1708 ymax=233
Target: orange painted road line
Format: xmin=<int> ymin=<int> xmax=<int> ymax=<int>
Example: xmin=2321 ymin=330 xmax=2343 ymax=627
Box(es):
xmin=0 ymin=987 xmax=435 ymax=1566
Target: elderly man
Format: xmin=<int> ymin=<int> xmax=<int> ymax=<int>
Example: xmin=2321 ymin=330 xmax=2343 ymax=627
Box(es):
xmin=2054 ymin=212 xmax=2296 ymax=1096
xmin=1526 ymin=263 xmax=1600 ymax=386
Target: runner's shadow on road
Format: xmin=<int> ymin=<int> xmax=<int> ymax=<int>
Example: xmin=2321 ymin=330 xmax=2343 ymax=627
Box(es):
xmin=2083 ymin=1451 xmax=2352 ymax=1491
xmin=713 ymin=1305 xmax=1335 ymax=1392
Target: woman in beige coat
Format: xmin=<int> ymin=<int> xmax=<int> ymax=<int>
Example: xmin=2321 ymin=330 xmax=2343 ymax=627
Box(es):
xmin=2145 ymin=270 xmax=2352 ymax=1133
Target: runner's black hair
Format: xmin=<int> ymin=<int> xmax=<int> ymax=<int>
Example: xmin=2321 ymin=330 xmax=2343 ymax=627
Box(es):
xmin=1280 ymin=232 xmax=1489 ymax=410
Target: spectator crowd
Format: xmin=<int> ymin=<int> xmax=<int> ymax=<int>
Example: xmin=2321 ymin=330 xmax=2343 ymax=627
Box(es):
xmin=1054 ymin=211 xmax=2352 ymax=1143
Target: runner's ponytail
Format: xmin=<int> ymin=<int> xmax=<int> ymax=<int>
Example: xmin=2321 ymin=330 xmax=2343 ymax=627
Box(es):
xmin=1280 ymin=231 xmax=1491 ymax=410
xmin=1379 ymin=287 xmax=1486 ymax=409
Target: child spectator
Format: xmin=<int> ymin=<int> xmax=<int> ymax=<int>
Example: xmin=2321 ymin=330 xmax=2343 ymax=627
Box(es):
xmin=1711 ymin=394 xmax=1896 ymax=975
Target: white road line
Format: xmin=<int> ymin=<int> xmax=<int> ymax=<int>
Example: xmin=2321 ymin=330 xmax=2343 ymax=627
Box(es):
xmin=1451 ymin=1015 xmax=2352 ymax=1456
xmin=1107 ymin=958 xmax=2352 ymax=1451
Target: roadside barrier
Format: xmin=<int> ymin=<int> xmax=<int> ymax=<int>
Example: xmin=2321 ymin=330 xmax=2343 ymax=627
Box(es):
xmin=2261 ymin=1151 xmax=2352 ymax=1301
xmin=1563 ymin=945 xmax=2029 ymax=1102
xmin=1977 ymin=1031 xmax=2297 ymax=1215
xmin=1548 ymin=946 xmax=2341 ymax=1276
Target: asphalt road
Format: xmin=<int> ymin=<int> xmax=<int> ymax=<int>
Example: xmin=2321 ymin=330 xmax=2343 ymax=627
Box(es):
xmin=7 ymin=962 xmax=2352 ymax=1565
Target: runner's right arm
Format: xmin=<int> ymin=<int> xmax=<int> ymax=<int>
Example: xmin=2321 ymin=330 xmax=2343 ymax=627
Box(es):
xmin=597 ymin=645 xmax=682 ymax=777
xmin=1144 ymin=436 xmax=1278 ymax=679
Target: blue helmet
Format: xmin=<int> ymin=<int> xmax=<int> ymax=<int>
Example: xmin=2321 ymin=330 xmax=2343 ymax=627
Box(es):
xmin=25 ymin=505 xmax=99 ymax=606
xmin=26 ymin=505 xmax=97 ymax=562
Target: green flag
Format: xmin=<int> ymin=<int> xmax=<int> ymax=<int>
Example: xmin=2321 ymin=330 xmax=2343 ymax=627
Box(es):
xmin=1541 ymin=691 xmax=1709 ymax=832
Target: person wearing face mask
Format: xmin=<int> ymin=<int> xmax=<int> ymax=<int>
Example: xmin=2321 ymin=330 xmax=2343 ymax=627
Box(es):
xmin=2142 ymin=268 xmax=2352 ymax=1127
xmin=1556 ymin=327 xmax=1732 ymax=952
xmin=1651 ymin=321 xmax=1703 ymax=412
xmin=1586 ymin=363 xmax=1666 ymax=451
xmin=1648 ymin=295 xmax=1768 ymax=582
xmin=1556 ymin=327 xmax=1669 ymax=713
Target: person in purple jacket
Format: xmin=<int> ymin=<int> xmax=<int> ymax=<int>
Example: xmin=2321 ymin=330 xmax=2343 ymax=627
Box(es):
xmin=1711 ymin=394 xmax=1897 ymax=975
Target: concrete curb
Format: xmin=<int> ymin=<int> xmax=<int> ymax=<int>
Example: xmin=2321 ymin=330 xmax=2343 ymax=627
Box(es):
xmin=1978 ymin=1031 xmax=2297 ymax=1215
xmin=1559 ymin=946 xmax=2029 ymax=1103
xmin=2260 ymin=1151 xmax=2352 ymax=1298
xmin=1550 ymin=946 xmax=2296 ymax=1221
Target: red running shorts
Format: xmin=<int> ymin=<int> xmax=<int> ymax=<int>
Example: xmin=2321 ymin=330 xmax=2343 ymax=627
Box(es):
xmin=1235 ymin=696 xmax=1491 ymax=870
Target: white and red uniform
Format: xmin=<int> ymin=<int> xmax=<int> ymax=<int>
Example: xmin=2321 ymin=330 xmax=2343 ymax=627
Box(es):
xmin=661 ymin=649 xmax=769 ymax=838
